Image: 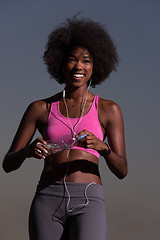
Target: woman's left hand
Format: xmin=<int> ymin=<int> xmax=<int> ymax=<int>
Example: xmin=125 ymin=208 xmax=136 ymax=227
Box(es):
xmin=76 ymin=130 xmax=107 ymax=153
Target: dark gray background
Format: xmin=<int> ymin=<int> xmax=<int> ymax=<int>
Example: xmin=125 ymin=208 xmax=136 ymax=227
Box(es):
xmin=0 ymin=0 xmax=159 ymax=239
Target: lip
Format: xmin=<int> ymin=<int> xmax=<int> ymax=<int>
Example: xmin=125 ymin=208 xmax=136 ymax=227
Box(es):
xmin=72 ymin=73 xmax=85 ymax=80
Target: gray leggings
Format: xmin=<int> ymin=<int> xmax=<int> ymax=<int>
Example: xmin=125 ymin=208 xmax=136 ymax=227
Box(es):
xmin=29 ymin=181 xmax=107 ymax=240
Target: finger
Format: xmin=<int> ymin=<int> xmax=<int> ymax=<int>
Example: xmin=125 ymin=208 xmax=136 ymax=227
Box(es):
xmin=86 ymin=140 xmax=95 ymax=148
xmin=86 ymin=138 xmax=95 ymax=144
xmin=35 ymin=148 xmax=46 ymax=159
xmin=36 ymin=138 xmax=47 ymax=145
xmin=85 ymin=134 xmax=94 ymax=140
xmin=29 ymin=142 xmax=43 ymax=159
xmin=37 ymin=149 xmax=42 ymax=154
xmin=84 ymin=130 xmax=92 ymax=136
xmin=36 ymin=144 xmax=48 ymax=158
xmin=86 ymin=142 xmax=98 ymax=150
xmin=76 ymin=129 xmax=91 ymax=137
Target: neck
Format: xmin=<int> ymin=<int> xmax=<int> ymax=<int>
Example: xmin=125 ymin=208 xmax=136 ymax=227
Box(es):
xmin=63 ymin=86 xmax=89 ymax=136
xmin=64 ymin=85 xmax=89 ymax=101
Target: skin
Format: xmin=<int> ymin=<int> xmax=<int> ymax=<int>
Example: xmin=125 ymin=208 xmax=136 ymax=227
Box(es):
xmin=2 ymin=46 xmax=128 ymax=184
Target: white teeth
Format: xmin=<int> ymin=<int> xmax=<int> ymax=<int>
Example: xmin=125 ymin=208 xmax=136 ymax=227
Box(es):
xmin=74 ymin=74 xmax=84 ymax=77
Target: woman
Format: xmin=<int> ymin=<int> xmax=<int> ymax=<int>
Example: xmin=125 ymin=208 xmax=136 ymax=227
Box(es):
xmin=3 ymin=17 xmax=127 ymax=240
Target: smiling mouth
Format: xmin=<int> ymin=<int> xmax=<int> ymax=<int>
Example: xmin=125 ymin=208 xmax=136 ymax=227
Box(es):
xmin=73 ymin=73 xmax=85 ymax=79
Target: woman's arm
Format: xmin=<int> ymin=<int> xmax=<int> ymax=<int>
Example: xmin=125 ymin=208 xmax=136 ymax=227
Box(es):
xmin=100 ymin=101 xmax=127 ymax=179
xmin=2 ymin=101 xmax=48 ymax=173
xmin=77 ymin=100 xmax=127 ymax=179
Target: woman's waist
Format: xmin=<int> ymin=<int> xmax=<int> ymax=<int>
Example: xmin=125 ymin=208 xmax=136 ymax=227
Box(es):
xmin=40 ymin=154 xmax=101 ymax=184
xmin=35 ymin=180 xmax=104 ymax=199
xmin=40 ymin=171 xmax=102 ymax=185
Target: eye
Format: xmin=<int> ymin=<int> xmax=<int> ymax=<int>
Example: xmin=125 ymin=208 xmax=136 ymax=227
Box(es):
xmin=84 ymin=59 xmax=92 ymax=64
xmin=67 ymin=57 xmax=76 ymax=63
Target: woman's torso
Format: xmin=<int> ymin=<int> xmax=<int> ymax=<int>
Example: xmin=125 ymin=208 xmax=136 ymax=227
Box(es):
xmin=38 ymin=91 xmax=106 ymax=185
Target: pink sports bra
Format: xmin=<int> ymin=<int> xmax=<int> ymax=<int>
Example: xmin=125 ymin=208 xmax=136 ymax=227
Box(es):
xmin=42 ymin=93 xmax=104 ymax=158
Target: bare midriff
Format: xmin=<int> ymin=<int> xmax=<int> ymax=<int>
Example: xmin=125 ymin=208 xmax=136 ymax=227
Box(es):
xmin=40 ymin=149 xmax=102 ymax=185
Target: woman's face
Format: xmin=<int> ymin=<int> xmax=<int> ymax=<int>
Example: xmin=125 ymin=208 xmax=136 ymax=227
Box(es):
xmin=63 ymin=46 xmax=93 ymax=89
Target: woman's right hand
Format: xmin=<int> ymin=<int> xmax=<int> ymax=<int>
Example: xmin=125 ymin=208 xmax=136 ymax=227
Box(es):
xmin=27 ymin=138 xmax=48 ymax=159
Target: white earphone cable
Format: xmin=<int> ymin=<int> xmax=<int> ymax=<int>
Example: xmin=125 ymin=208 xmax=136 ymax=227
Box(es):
xmin=63 ymin=79 xmax=95 ymax=212
xmin=63 ymin=80 xmax=91 ymax=137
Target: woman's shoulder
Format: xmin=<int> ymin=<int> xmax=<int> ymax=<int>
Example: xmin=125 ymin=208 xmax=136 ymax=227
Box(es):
xmin=27 ymin=99 xmax=47 ymax=112
xmin=98 ymin=97 xmax=123 ymax=128
xmin=98 ymin=97 xmax=121 ymax=114
xmin=28 ymin=92 xmax=62 ymax=112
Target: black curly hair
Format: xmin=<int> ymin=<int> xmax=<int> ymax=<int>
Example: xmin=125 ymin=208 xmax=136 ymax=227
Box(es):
xmin=43 ymin=17 xmax=119 ymax=87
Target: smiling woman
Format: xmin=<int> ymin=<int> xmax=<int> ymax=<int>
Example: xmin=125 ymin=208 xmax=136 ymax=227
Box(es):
xmin=43 ymin=17 xmax=119 ymax=87
xmin=63 ymin=46 xmax=93 ymax=89
xmin=3 ymin=16 xmax=127 ymax=240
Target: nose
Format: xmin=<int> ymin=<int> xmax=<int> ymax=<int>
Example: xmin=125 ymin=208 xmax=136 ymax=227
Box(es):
xmin=74 ymin=61 xmax=83 ymax=70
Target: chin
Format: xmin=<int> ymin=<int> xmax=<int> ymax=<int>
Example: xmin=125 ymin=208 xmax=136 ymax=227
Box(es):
xmin=67 ymin=81 xmax=87 ymax=89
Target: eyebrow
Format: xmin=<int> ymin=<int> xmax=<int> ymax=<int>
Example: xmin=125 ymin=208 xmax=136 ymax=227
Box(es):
xmin=68 ymin=54 xmax=92 ymax=59
xmin=83 ymin=56 xmax=92 ymax=59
